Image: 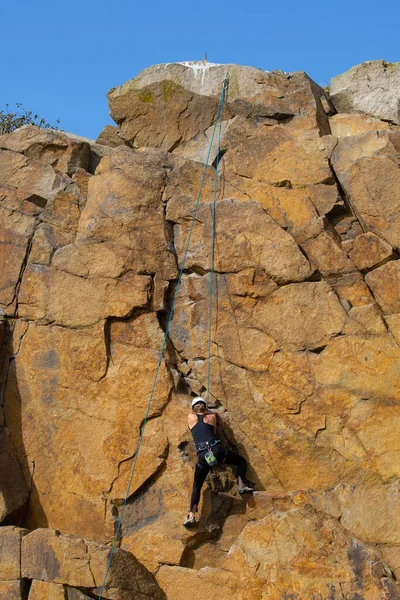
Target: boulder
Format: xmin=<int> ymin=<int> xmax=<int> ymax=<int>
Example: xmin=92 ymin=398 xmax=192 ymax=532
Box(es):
xmin=18 ymin=266 xmax=152 ymax=326
xmin=347 ymin=231 xmax=394 ymax=270
xmin=0 ymin=126 xmax=90 ymax=175
xmin=169 ymin=198 xmax=312 ymax=283
xmin=108 ymin=61 xmax=331 ymax=151
xmin=21 ymin=528 xmax=165 ymax=600
xmin=329 ymin=112 xmax=391 ymax=137
xmin=301 ymin=231 xmax=355 ymax=276
xmin=365 ymin=261 xmax=400 ymax=314
xmin=221 ymin=114 xmax=332 ymax=188
xmin=330 ymin=129 xmax=400 ymax=250
xmin=330 ymin=60 xmax=400 ymax=124
xmin=0 ymin=150 xmax=70 ymax=202
xmin=96 ymin=124 xmax=126 ymax=148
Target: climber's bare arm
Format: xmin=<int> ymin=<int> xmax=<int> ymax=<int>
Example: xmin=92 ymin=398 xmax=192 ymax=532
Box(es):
xmin=187 ymin=413 xmax=198 ymax=430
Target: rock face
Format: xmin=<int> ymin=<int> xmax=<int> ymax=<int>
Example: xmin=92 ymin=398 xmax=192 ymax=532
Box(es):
xmin=330 ymin=60 xmax=400 ymax=124
xmin=0 ymin=526 xmax=163 ymax=599
xmin=1 ymin=60 xmax=400 ymax=599
xmin=108 ymin=61 xmax=332 ymax=151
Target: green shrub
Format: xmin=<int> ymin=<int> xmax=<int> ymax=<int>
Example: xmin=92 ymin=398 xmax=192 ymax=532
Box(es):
xmin=0 ymin=103 xmax=61 ymax=135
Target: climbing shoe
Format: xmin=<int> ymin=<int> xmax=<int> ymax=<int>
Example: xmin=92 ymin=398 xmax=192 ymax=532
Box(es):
xmin=238 ymin=486 xmax=255 ymax=495
xmin=183 ymin=514 xmax=196 ymax=528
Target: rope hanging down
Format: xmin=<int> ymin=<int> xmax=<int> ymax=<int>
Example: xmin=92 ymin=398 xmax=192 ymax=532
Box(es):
xmin=97 ymin=75 xmax=229 ymax=600
xmin=207 ymin=82 xmax=227 ymax=402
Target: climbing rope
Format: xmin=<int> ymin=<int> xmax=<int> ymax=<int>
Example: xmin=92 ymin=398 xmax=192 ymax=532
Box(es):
xmin=97 ymin=75 xmax=229 ymax=599
xmin=207 ymin=76 xmax=228 ymax=403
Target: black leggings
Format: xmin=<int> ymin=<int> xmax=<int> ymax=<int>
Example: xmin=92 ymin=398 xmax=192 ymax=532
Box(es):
xmin=189 ymin=445 xmax=247 ymax=512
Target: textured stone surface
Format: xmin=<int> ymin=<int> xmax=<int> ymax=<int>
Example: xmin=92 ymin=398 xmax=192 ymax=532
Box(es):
xmin=1 ymin=61 xmax=400 ymax=599
xmin=170 ymin=197 xmax=312 ymax=282
xmin=0 ymin=579 xmax=29 ymax=600
xmin=0 ymin=126 xmax=91 ymax=175
xmin=329 ymin=112 xmax=391 ymax=137
xmin=156 ymin=565 xmax=261 ymax=600
xmin=252 ymin=281 xmax=346 ymax=350
xmin=108 ymin=61 xmax=330 ymax=150
xmin=301 ymin=231 xmax=355 ymax=276
xmin=0 ymin=435 xmax=29 ymax=525
xmin=347 ymin=231 xmax=394 ymax=270
xmin=331 ymin=129 xmax=400 ymax=250
xmin=96 ymin=124 xmax=125 ymax=148
xmin=21 ymin=528 xmax=164 ymax=599
xmin=366 ymin=261 xmax=400 ymax=314
xmin=0 ymin=150 xmax=70 ymax=202
xmin=5 ymin=320 xmax=170 ymax=540
xmin=223 ymin=500 xmax=398 ymax=599
xmin=29 ymin=580 xmax=66 ymax=600
xmin=0 ymin=527 xmax=27 ymax=580
xmin=330 ymin=60 xmax=400 ymax=123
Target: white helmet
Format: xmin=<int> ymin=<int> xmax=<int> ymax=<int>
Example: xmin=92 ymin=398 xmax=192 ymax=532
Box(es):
xmin=191 ymin=396 xmax=206 ymax=408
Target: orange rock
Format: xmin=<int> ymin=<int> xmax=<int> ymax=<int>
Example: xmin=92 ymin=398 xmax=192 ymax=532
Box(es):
xmin=108 ymin=62 xmax=328 ymax=151
xmin=331 ymin=130 xmax=400 ymax=250
xmin=0 ymin=126 xmax=91 ymax=175
xmin=0 ymin=580 xmax=28 ymax=599
xmin=0 ymin=526 xmax=27 ymax=579
xmin=29 ymin=580 xmax=66 ymax=600
xmin=21 ymin=528 xmax=164 ymax=599
xmin=0 ymin=434 xmax=28 ymax=525
xmin=19 ymin=267 xmax=151 ymax=326
xmin=0 ymin=205 xmax=35 ymax=309
xmin=223 ymin=504 xmax=399 ymax=598
xmin=329 ymin=113 xmax=390 ymax=137
xmin=252 ymin=281 xmax=346 ymax=351
xmin=311 ymin=334 xmax=400 ymax=399
xmin=348 ymin=231 xmax=393 ymax=270
xmin=3 ymin=64 xmax=400 ymax=600
xmin=5 ymin=321 xmax=171 ymax=540
xmin=0 ymin=149 xmax=70 ymax=201
xmin=332 ymin=272 xmax=374 ymax=306
xmin=348 ymin=303 xmax=387 ymax=335
xmin=385 ymin=313 xmax=400 ymax=344
xmin=96 ymin=125 xmax=125 ymax=148
xmin=156 ymin=564 xmax=263 ymax=600
xmin=222 ymin=115 xmax=332 ymax=188
xmin=171 ymin=199 xmax=311 ymax=283
xmin=366 ymin=261 xmax=400 ymax=314
xmin=301 ymin=231 xmax=355 ymax=276
xmin=78 ymin=147 xmax=177 ymax=281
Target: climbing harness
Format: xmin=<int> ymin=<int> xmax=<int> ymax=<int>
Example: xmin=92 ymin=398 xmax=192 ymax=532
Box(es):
xmin=195 ymin=438 xmax=221 ymax=455
xmin=204 ymin=443 xmax=219 ymax=467
xmin=97 ymin=75 xmax=229 ymax=600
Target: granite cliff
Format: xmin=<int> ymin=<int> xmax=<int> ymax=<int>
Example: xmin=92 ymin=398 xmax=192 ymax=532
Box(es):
xmin=1 ymin=59 xmax=400 ymax=599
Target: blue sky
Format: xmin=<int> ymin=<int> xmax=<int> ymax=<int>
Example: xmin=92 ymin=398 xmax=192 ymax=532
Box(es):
xmin=2 ymin=0 xmax=398 ymax=140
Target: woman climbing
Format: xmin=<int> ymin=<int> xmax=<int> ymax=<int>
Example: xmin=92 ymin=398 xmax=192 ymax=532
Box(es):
xmin=184 ymin=396 xmax=254 ymax=527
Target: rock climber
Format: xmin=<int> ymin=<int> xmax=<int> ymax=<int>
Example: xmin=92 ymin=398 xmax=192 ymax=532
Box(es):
xmin=184 ymin=396 xmax=254 ymax=527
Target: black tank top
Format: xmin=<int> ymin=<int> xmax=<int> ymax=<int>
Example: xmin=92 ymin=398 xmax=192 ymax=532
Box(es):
xmin=190 ymin=414 xmax=216 ymax=446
